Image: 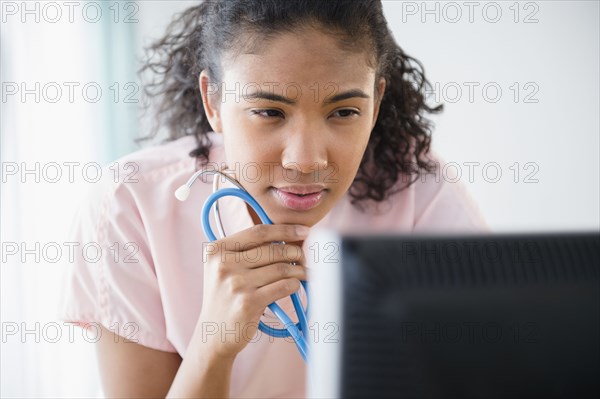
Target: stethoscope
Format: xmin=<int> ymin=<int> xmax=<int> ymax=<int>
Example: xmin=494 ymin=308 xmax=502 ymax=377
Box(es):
xmin=175 ymin=169 xmax=309 ymax=362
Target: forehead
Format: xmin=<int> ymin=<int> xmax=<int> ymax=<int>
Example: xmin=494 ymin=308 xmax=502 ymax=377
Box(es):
xmin=222 ymin=27 xmax=376 ymax=93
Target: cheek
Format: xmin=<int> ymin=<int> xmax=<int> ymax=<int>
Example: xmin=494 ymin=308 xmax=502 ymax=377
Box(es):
xmin=330 ymin=137 xmax=369 ymax=174
xmin=223 ymin=144 xmax=279 ymax=186
xmin=222 ymin=132 xmax=262 ymax=166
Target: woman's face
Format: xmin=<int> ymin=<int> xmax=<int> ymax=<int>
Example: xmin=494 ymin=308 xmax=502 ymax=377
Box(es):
xmin=200 ymin=27 xmax=385 ymax=227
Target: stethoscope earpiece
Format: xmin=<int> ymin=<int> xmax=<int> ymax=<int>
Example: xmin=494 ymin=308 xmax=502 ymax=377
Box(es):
xmin=174 ymin=185 xmax=191 ymax=201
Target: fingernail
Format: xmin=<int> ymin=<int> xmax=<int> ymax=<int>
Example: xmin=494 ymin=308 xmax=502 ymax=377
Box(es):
xmin=296 ymin=226 xmax=310 ymax=237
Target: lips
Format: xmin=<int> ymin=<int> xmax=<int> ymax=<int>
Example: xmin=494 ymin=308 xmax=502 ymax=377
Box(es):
xmin=272 ymin=186 xmax=326 ymax=211
xmin=276 ymin=184 xmax=327 ymax=195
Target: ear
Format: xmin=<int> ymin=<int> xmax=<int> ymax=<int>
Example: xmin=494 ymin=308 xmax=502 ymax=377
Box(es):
xmin=371 ymin=77 xmax=386 ymax=130
xmin=199 ymin=70 xmax=223 ymax=133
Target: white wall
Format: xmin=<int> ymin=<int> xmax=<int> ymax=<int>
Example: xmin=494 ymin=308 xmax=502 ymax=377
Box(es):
xmin=383 ymin=1 xmax=599 ymax=232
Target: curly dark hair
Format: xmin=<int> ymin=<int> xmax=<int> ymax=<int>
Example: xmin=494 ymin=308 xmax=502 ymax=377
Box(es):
xmin=138 ymin=0 xmax=442 ymax=211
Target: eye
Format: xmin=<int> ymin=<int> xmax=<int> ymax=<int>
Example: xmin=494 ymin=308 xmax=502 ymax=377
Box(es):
xmin=331 ymin=109 xmax=361 ymax=119
xmin=250 ymin=109 xmax=285 ymax=119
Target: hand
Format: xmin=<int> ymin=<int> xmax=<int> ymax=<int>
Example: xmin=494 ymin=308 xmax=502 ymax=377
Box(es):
xmin=195 ymin=224 xmax=309 ymax=359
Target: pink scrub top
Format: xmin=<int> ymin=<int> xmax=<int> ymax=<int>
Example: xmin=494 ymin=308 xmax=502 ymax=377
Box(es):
xmin=58 ymin=131 xmax=490 ymax=398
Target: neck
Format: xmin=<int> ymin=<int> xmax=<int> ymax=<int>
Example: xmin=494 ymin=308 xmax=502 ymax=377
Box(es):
xmin=246 ymin=203 xmax=262 ymax=225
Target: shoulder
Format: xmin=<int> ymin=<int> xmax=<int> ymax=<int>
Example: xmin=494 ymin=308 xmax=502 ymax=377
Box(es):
xmin=319 ymin=148 xmax=490 ymax=233
xmin=102 ymin=132 xmax=224 ymax=194
xmin=110 ymin=135 xmax=205 ymax=184
xmin=74 ymin=133 xmax=223 ymax=231
xmin=411 ymin=149 xmax=490 ymax=233
xmin=339 ymin=148 xmax=490 ymax=233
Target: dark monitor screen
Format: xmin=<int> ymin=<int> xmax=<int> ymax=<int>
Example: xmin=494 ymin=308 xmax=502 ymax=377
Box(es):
xmin=307 ymin=231 xmax=600 ymax=399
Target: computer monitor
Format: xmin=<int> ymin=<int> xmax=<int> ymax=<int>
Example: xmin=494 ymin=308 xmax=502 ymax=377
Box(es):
xmin=307 ymin=230 xmax=600 ymax=399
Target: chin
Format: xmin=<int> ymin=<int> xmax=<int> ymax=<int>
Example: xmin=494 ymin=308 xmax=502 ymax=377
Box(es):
xmin=266 ymin=206 xmax=328 ymax=227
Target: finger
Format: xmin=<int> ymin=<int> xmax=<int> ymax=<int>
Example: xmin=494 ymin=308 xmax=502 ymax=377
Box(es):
xmin=248 ymin=263 xmax=308 ymax=288
xmin=255 ymin=278 xmax=302 ymax=306
xmin=242 ymin=243 xmax=305 ymax=269
xmin=218 ymin=224 xmax=309 ymax=251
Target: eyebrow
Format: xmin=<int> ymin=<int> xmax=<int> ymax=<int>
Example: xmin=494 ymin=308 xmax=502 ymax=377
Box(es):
xmin=243 ymin=88 xmax=370 ymax=105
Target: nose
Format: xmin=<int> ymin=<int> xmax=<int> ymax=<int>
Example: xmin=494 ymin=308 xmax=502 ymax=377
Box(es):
xmin=280 ymin=131 xmax=328 ymax=176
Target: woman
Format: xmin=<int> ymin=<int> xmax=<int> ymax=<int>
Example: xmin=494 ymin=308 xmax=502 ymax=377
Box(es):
xmin=60 ymin=0 xmax=488 ymax=397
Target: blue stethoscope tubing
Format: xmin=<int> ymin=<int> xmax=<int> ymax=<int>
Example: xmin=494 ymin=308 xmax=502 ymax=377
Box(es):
xmin=201 ymin=187 xmax=309 ymax=362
